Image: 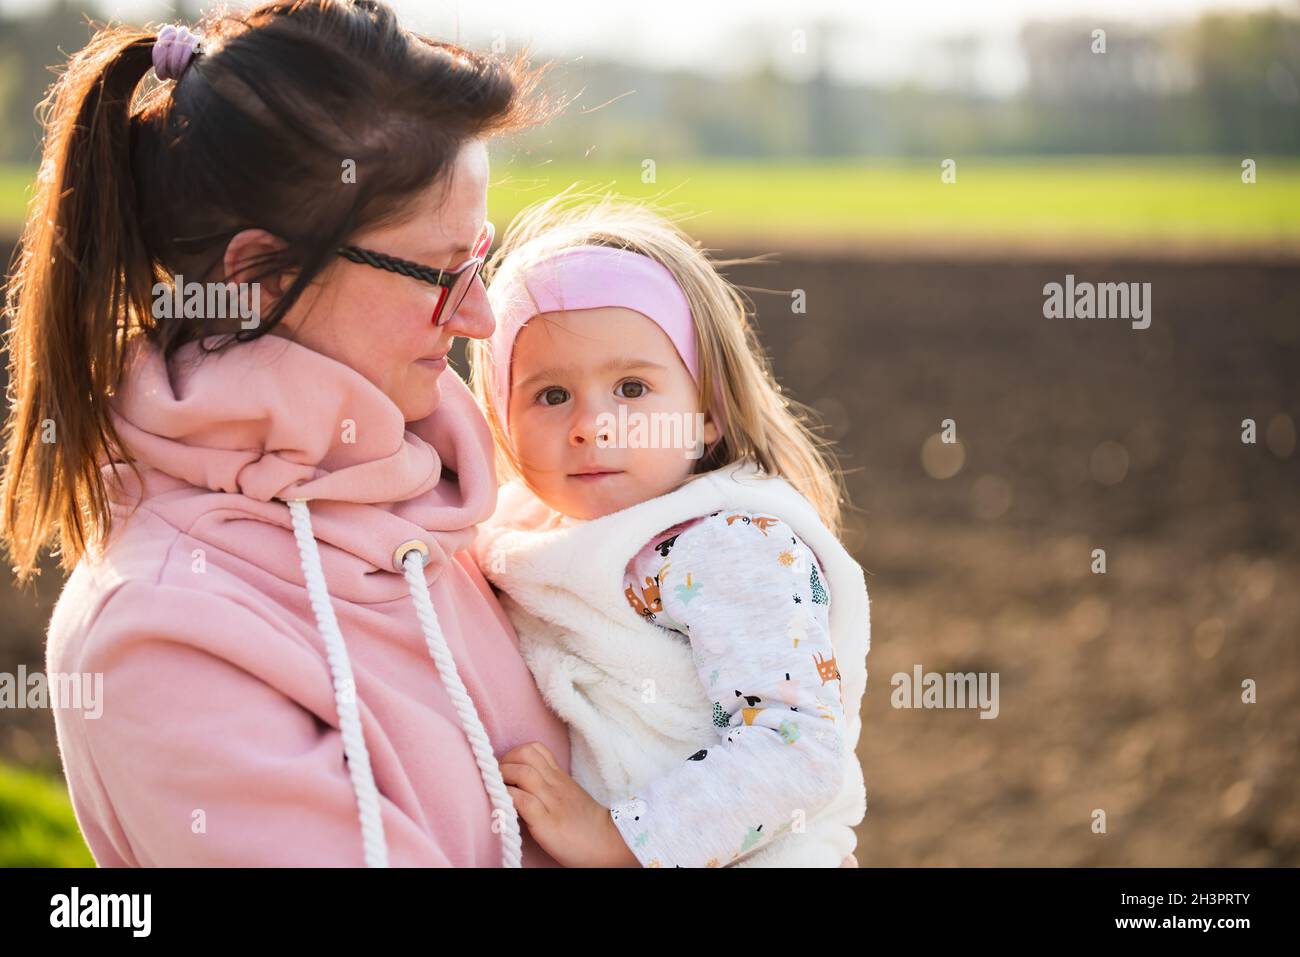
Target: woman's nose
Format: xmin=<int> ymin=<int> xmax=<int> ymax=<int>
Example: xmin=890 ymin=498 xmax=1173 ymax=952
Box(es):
xmin=442 ymin=277 xmax=495 ymax=340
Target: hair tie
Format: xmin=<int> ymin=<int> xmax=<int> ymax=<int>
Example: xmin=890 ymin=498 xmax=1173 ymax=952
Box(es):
xmin=153 ymin=24 xmax=202 ymax=82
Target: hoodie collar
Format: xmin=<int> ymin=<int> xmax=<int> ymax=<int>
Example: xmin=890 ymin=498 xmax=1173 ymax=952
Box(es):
xmin=104 ymin=333 xmax=499 ymax=602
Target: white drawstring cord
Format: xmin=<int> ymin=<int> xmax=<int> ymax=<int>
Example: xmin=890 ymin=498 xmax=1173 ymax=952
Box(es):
xmin=286 ymin=498 xmax=389 ymax=868
xmin=285 ymin=497 xmax=523 ymax=868
xmin=398 ymin=545 xmax=524 ymax=868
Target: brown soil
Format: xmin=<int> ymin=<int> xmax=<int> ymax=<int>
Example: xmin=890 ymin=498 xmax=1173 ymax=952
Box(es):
xmin=3 ymin=244 xmax=1297 ymax=865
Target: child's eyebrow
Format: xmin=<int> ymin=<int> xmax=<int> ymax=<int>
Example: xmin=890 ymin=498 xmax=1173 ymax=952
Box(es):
xmin=515 ymin=358 xmax=668 ymax=393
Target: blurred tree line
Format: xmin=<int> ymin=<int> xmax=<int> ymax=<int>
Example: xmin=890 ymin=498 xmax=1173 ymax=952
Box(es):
xmin=0 ymin=2 xmax=1296 ymax=165
xmin=522 ymin=13 xmax=1300 ymax=160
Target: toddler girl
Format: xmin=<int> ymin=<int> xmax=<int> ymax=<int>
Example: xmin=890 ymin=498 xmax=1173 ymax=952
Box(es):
xmin=468 ymin=193 xmax=870 ymax=867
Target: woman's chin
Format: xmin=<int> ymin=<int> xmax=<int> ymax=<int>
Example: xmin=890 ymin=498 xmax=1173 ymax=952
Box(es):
xmin=398 ymin=384 xmax=442 ymax=423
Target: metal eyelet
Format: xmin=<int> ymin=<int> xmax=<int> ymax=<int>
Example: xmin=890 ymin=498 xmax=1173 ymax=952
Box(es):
xmin=393 ymin=538 xmax=429 ymax=572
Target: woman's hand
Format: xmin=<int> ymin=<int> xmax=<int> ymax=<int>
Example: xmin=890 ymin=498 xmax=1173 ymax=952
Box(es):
xmin=500 ymin=741 xmax=640 ymax=868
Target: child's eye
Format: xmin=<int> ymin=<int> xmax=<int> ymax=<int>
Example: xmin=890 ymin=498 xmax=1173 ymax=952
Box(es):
xmin=537 ymin=387 xmax=570 ymax=407
xmin=616 ymin=379 xmax=648 ymax=399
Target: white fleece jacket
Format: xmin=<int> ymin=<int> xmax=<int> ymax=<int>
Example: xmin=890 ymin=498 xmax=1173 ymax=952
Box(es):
xmin=473 ymin=461 xmax=871 ymax=866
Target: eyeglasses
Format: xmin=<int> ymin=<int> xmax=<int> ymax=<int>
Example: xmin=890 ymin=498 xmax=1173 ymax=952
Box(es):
xmin=336 ymin=221 xmax=495 ymax=326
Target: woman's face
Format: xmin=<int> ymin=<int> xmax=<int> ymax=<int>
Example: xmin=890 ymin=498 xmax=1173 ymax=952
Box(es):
xmin=506 ymin=306 xmax=719 ymax=521
xmin=245 ymin=139 xmax=494 ymax=422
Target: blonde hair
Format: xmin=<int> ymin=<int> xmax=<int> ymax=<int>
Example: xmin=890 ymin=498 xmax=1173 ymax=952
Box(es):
xmin=467 ymin=187 xmax=851 ymax=536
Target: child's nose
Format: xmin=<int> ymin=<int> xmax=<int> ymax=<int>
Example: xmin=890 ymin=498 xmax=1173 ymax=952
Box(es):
xmin=567 ymin=400 xmax=613 ymax=447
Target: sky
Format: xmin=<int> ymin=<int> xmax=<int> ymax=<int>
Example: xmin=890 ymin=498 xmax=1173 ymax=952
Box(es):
xmin=5 ymin=0 xmax=1296 ymax=94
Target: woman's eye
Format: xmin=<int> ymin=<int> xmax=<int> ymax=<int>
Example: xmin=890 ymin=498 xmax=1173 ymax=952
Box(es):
xmin=539 ymin=387 xmax=569 ymax=406
xmin=616 ymin=380 xmax=647 ymax=399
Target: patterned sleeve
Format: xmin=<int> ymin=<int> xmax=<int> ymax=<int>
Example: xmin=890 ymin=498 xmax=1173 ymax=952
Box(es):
xmin=610 ymin=510 xmax=847 ymax=867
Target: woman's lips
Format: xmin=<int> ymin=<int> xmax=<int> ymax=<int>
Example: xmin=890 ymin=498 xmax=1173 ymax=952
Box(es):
xmin=568 ymin=470 xmax=623 ymax=482
xmin=415 ymin=354 xmax=449 ymax=371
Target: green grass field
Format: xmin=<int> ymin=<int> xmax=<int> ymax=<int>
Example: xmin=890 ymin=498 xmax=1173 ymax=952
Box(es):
xmin=485 ymin=157 xmax=1300 ymax=249
xmin=0 ymin=761 xmax=95 ymax=867
xmin=3 ymin=157 xmax=1297 ymax=249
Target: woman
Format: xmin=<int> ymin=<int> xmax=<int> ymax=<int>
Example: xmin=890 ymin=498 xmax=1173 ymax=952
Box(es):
xmin=0 ymin=0 xmax=569 ymax=867
xmin=2 ymin=0 xmax=860 ymax=868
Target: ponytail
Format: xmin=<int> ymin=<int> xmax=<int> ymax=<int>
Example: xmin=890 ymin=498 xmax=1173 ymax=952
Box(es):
xmin=2 ymin=2 xmax=558 ymax=586
xmin=1 ymin=26 xmax=158 ymax=583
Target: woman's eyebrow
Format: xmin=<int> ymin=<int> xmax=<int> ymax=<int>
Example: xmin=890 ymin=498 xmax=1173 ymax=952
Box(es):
xmin=421 ymin=222 xmax=485 ymax=262
xmin=515 ymin=358 xmax=668 ymax=393
xmin=419 ymin=241 xmax=468 ymax=263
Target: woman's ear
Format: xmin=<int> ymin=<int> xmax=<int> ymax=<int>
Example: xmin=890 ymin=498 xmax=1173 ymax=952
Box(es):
xmin=222 ymin=228 xmax=296 ymax=301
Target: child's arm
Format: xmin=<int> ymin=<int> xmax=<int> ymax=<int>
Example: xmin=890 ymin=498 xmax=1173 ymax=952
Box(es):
xmin=604 ymin=511 xmax=849 ymax=867
xmin=499 ymin=511 xmax=848 ymax=868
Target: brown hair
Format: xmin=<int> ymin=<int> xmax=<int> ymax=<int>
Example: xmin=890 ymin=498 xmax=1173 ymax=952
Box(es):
xmin=1 ymin=0 xmax=558 ymax=584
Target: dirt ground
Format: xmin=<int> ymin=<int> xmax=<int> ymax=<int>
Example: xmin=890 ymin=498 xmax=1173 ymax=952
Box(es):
xmin=2 ymin=248 xmax=1297 ymax=865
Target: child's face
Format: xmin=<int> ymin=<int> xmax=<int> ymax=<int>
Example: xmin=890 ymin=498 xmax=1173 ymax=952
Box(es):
xmin=506 ymin=306 xmax=719 ymax=520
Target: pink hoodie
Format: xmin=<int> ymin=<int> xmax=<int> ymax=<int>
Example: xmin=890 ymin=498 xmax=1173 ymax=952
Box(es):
xmin=45 ymin=332 xmax=570 ymax=867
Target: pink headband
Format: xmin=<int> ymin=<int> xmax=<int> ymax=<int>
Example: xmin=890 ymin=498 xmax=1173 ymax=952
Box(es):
xmin=153 ymin=24 xmax=202 ymax=82
xmin=487 ymin=246 xmax=719 ymax=441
